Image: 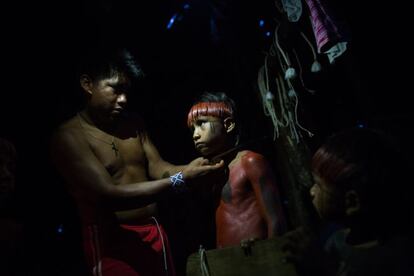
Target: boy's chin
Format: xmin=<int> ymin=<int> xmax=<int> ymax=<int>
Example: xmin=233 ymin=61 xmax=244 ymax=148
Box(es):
xmin=197 ymin=151 xmax=209 ymax=157
xmin=202 ymin=152 xmax=222 ymax=161
xmin=197 ymin=148 xmax=213 ymax=157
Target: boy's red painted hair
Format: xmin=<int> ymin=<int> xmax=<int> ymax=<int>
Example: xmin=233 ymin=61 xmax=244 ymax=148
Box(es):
xmin=187 ymin=102 xmax=234 ymax=127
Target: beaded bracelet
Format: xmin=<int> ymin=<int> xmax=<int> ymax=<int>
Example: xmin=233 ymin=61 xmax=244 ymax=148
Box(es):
xmin=170 ymin=171 xmax=187 ymax=193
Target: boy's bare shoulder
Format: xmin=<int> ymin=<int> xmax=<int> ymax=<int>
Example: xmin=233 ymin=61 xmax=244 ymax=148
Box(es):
xmin=239 ymin=150 xmax=269 ymax=168
xmin=229 ymin=150 xmax=265 ymax=167
xmin=240 ymin=150 xmax=265 ymax=161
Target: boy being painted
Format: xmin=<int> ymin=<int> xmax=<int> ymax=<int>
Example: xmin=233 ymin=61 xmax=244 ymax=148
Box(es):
xmin=187 ymin=92 xmax=287 ymax=248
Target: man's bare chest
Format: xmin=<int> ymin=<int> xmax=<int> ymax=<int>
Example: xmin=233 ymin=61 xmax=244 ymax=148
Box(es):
xmin=86 ymin=134 xmax=147 ymax=179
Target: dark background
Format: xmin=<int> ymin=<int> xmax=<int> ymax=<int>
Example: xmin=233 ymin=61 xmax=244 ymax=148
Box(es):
xmin=1 ymin=0 xmax=413 ymax=275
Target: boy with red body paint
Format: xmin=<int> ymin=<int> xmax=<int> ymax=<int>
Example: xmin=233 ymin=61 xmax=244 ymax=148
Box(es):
xmin=187 ymin=92 xmax=287 ymax=248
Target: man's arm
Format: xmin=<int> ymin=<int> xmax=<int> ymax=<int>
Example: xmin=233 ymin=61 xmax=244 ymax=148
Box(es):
xmin=51 ymin=129 xmax=222 ymax=208
xmin=242 ymin=152 xmax=287 ymax=236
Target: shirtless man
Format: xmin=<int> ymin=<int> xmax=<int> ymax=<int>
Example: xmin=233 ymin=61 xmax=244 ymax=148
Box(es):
xmin=50 ymin=47 xmax=223 ymax=276
xmin=187 ymin=92 xmax=287 ymax=248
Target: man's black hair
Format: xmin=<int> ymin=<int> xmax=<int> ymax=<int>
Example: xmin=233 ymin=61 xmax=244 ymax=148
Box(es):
xmin=79 ymin=46 xmax=145 ymax=81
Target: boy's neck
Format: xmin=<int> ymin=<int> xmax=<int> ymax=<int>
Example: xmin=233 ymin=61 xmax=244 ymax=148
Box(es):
xmin=208 ymin=142 xmax=238 ymax=164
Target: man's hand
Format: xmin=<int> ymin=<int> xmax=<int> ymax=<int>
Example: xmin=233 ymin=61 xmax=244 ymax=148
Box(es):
xmin=182 ymin=157 xmax=224 ymax=180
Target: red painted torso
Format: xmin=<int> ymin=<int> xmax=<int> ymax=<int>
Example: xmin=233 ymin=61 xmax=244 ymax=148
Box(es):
xmin=215 ymin=151 xmax=268 ymax=248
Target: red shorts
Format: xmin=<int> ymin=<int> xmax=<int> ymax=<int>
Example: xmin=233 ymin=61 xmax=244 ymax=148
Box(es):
xmin=83 ymin=218 xmax=176 ymax=276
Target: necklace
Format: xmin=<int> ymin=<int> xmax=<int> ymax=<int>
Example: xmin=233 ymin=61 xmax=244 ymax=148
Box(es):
xmin=77 ymin=113 xmax=119 ymax=157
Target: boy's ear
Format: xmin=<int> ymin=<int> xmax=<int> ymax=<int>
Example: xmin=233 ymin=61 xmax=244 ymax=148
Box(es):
xmin=80 ymin=74 xmax=93 ymax=95
xmin=345 ymin=190 xmax=361 ymax=216
xmin=223 ymin=117 xmax=236 ymax=134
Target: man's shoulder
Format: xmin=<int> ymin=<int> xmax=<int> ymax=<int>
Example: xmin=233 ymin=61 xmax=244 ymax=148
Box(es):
xmin=55 ymin=115 xmax=80 ymax=131
xmin=52 ymin=116 xmax=84 ymax=144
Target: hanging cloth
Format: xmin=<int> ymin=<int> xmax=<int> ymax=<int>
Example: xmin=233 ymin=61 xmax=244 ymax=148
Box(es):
xmin=304 ymin=0 xmax=349 ymax=62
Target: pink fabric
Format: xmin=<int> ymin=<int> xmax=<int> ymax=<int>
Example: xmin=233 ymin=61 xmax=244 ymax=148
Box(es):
xmin=304 ymin=0 xmax=347 ymax=53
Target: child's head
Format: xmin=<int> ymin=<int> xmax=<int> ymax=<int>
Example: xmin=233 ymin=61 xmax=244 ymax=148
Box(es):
xmin=311 ymin=128 xmax=402 ymax=219
xmin=310 ymin=128 xmax=406 ymax=225
xmin=187 ymin=92 xmax=239 ymax=157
